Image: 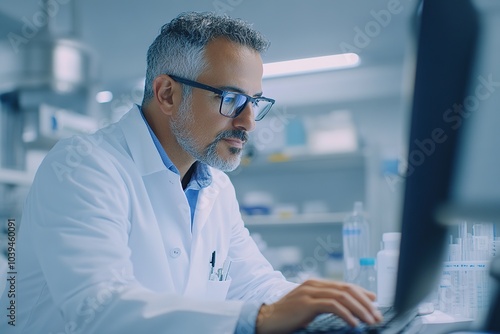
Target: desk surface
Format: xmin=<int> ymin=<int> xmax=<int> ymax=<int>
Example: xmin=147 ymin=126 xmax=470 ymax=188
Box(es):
xmin=405 ymin=311 xmax=475 ymax=334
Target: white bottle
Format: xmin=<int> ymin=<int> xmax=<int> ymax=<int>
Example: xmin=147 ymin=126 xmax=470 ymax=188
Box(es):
xmin=376 ymin=232 xmax=401 ymax=307
xmin=342 ymin=202 xmax=370 ymax=284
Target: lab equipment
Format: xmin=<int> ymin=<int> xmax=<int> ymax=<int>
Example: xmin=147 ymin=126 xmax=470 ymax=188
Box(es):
xmin=239 ymin=191 xmax=274 ymax=216
xmin=304 ymin=110 xmax=358 ymax=154
xmin=437 ymin=221 xmax=495 ymax=319
xmin=284 ymin=117 xmax=307 ymax=155
xmin=376 ymin=232 xmax=400 ymax=307
xmin=357 ymin=257 xmax=377 ymax=294
xmin=324 ymin=252 xmax=344 ymax=281
xmin=342 ymin=201 xmax=370 ymax=283
xmin=440 ymin=260 xmax=490 ymax=319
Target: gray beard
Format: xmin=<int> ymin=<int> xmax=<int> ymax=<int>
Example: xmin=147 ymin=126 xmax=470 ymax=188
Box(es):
xmin=170 ymin=99 xmax=245 ymax=172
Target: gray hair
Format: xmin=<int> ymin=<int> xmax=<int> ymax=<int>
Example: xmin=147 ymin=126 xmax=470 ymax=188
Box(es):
xmin=141 ymin=11 xmax=270 ymax=107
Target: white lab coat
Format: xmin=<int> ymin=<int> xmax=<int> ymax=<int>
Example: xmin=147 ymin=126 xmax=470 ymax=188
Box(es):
xmin=0 ymin=106 xmax=296 ymax=333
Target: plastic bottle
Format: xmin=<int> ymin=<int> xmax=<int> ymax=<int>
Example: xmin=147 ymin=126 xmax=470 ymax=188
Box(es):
xmin=342 ymin=202 xmax=370 ymax=284
xmin=358 ymin=257 xmax=377 ymax=293
xmin=324 ymin=252 xmax=344 ymax=281
xmin=376 ymin=232 xmax=401 ymax=307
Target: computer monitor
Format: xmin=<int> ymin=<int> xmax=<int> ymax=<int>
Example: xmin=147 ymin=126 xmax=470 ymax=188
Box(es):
xmin=436 ymin=0 xmax=500 ymax=330
xmin=392 ymin=0 xmax=480 ymax=316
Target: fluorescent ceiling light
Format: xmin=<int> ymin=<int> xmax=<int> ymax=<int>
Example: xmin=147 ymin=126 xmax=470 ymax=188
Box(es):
xmin=263 ymin=53 xmax=360 ymax=79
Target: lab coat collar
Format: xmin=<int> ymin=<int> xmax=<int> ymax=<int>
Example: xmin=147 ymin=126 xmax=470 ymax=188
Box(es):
xmin=138 ymin=105 xmax=181 ymax=175
xmin=118 ymin=105 xmax=170 ymax=177
xmin=119 ymin=106 xmax=213 ymax=190
xmin=118 ymin=105 xmax=224 ymax=235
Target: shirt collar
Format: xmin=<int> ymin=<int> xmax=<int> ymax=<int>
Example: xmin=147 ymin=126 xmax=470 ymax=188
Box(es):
xmin=138 ymin=105 xmax=211 ymax=190
xmin=187 ymin=161 xmax=212 ymax=191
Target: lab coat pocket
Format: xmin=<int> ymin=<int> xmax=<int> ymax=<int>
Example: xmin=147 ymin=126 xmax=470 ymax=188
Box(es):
xmin=205 ymin=277 xmax=232 ymax=301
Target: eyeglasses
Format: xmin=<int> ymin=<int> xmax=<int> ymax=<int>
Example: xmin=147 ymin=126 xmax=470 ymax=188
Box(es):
xmin=168 ymin=75 xmax=275 ymax=121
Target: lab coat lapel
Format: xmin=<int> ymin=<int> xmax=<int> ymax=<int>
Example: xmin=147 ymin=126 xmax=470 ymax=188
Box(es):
xmin=194 ymin=163 xmax=237 ymax=235
xmin=141 ymin=171 xmax=192 ymax=293
xmin=183 ymin=169 xmax=223 ymax=297
xmin=118 ymin=107 xmax=192 ymax=292
xmin=192 ymin=184 xmax=219 ymax=236
xmin=118 ymin=105 xmax=165 ymax=176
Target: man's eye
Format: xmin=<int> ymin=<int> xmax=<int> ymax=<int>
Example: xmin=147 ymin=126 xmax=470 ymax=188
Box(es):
xmin=222 ymin=95 xmax=236 ymax=104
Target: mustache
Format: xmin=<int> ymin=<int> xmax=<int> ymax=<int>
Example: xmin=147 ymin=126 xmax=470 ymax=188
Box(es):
xmin=215 ymin=130 xmax=248 ymax=143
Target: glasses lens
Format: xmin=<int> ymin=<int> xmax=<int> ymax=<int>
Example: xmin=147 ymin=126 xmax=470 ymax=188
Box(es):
xmin=254 ymin=99 xmax=273 ymax=121
xmin=220 ymin=92 xmax=248 ymax=117
xmin=220 ymin=92 xmax=274 ymax=121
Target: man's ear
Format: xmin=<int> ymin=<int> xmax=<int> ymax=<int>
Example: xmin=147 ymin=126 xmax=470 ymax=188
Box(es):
xmin=152 ymin=75 xmax=179 ymax=116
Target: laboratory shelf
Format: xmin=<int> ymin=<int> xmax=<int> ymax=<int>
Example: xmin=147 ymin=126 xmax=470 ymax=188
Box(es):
xmin=228 ymin=150 xmax=366 ymax=176
xmin=243 ymin=212 xmax=347 ymax=227
xmin=0 ymin=168 xmax=34 ymax=186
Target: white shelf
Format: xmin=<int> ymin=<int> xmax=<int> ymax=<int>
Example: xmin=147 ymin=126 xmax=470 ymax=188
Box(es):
xmin=0 ymin=169 xmax=34 ymax=186
xmin=229 ymin=151 xmax=366 ymax=176
xmin=244 ymin=212 xmax=347 ymax=227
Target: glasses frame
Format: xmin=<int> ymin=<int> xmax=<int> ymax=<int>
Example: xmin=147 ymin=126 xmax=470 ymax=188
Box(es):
xmin=168 ymin=74 xmax=275 ymax=121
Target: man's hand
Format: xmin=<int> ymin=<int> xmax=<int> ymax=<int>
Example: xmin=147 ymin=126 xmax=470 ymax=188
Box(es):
xmin=255 ymin=279 xmax=383 ymax=334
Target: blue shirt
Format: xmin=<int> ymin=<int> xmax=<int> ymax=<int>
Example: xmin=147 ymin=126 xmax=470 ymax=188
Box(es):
xmin=139 ymin=107 xmax=261 ymax=333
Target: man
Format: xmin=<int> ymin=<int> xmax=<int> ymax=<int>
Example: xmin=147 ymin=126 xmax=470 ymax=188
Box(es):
xmin=0 ymin=12 xmax=382 ymax=333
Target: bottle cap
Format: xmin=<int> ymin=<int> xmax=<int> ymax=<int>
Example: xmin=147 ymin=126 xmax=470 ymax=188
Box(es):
xmin=382 ymin=232 xmax=401 ymax=250
xmin=382 ymin=232 xmax=401 ymax=242
xmin=360 ymin=257 xmax=376 ymax=266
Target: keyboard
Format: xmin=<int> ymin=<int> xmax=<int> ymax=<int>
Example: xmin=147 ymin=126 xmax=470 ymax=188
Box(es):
xmin=294 ymin=307 xmax=418 ymax=334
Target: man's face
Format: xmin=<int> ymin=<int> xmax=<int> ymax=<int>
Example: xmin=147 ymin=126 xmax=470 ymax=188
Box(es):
xmin=170 ymin=38 xmax=264 ymax=171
